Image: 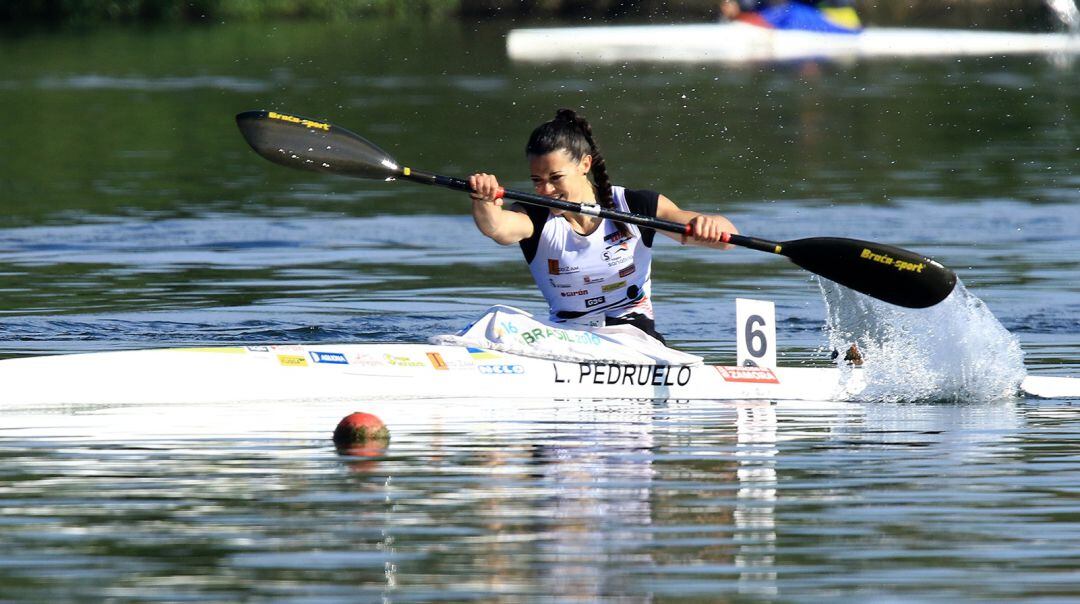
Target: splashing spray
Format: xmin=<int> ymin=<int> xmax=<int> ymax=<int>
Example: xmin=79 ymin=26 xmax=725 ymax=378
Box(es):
xmin=1046 ymin=0 xmax=1080 ymax=33
xmin=821 ymin=279 xmax=1026 ymax=403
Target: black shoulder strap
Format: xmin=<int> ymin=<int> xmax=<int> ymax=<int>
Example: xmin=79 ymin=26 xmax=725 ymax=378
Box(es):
xmin=517 ymin=203 xmax=549 ymax=264
xmin=623 ymin=189 xmax=659 ymax=248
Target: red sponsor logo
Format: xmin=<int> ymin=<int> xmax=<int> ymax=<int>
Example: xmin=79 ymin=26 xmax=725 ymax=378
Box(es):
xmin=618 ymin=264 xmax=636 ymax=278
xmin=715 ymin=366 xmax=780 ymax=384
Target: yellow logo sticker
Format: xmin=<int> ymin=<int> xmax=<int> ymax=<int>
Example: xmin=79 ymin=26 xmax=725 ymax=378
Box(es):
xmin=277 ymin=354 xmax=308 ymax=367
xmin=267 ymin=111 xmax=331 ymax=132
xmin=860 ymin=248 xmax=925 ymax=273
xmin=384 ymin=354 xmax=425 ymax=367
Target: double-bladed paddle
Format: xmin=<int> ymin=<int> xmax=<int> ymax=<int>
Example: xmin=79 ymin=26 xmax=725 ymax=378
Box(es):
xmin=235 ymin=109 xmax=957 ymax=309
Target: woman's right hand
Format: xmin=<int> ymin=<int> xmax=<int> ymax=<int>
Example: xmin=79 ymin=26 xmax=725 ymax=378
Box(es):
xmin=469 ymin=172 xmax=533 ymax=245
xmin=469 ymin=173 xmax=503 ymax=207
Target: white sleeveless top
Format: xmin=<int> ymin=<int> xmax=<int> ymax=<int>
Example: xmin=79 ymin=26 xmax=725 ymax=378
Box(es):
xmin=522 ymin=186 xmax=655 ymax=326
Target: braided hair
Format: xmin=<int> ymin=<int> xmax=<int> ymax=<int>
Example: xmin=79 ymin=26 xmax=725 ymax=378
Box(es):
xmin=525 ymin=109 xmax=629 ymax=238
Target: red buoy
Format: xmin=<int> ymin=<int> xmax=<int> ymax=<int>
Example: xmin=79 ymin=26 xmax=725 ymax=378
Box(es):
xmin=333 ymin=412 xmax=390 ymax=447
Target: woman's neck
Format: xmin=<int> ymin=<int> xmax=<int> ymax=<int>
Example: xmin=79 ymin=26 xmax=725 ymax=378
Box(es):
xmin=563 ymin=213 xmax=601 ymax=236
xmin=564 ymin=182 xmax=600 ymax=235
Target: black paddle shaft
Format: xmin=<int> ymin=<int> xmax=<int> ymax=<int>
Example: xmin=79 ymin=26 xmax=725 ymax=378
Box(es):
xmin=398 ymin=167 xmax=692 ymax=236
xmin=236 ymin=110 xmax=958 ymax=309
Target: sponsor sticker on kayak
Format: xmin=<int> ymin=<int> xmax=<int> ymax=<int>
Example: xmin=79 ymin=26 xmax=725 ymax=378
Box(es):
xmin=384 ymin=354 xmax=425 ymax=367
xmin=425 ymin=351 xmax=477 ymax=370
xmin=715 ymin=366 xmax=780 ymax=384
xmin=350 ymin=352 xmax=388 ymax=367
xmin=427 ymin=352 xmax=449 ymax=370
xmin=478 ymin=364 xmax=525 ymax=375
xmin=278 ymin=354 xmax=308 ymax=367
xmin=310 ymin=351 xmax=348 ymax=365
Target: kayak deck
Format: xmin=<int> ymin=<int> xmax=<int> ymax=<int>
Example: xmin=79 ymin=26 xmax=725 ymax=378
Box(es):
xmin=0 ymin=344 xmax=857 ymax=406
xmin=0 ymin=344 xmax=1074 ymax=407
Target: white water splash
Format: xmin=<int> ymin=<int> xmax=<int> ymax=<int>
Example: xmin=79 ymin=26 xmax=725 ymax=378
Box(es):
xmin=820 ymin=280 xmax=1026 ymax=403
xmin=1047 ymin=0 xmax=1080 ymax=32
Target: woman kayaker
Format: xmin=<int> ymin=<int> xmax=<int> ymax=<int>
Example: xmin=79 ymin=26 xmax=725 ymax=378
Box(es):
xmin=720 ymin=0 xmax=862 ymax=33
xmin=468 ymin=108 xmax=737 ymax=343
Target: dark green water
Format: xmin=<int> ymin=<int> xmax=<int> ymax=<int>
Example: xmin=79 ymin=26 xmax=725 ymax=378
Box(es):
xmin=1 ymin=18 xmax=1078 ymax=601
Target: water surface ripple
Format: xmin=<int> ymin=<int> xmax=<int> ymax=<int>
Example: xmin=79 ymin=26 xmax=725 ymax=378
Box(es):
xmin=2 ymin=399 xmax=1079 ymax=600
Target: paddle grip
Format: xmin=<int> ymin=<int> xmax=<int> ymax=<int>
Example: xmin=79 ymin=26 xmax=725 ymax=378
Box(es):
xmin=725 ymin=233 xmax=784 ymax=255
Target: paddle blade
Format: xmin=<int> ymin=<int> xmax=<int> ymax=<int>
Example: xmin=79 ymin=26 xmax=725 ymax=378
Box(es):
xmin=781 ymin=237 xmax=957 ymax=309
xmin=236 ymin=110 xmax=400 ymax=179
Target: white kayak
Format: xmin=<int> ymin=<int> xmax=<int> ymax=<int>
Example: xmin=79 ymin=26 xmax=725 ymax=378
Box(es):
xmin=0 ymin=343 xmax=1075 ymax=407
xmin=506 ymin=22 xmax=1080 ymax=63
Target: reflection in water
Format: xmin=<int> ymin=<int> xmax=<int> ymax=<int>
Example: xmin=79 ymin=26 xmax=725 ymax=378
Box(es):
xmin=534 ymin=405 xmax=655 ymax=601
xmin=380 ymin=475 xmax=398 ymax=598
xmin=367 ymin=398 xmax=851 ymax=600
xmin=854 ymin=399 xmax=1021 ymax=460
xmin=735 ymin=402 xmax=779 ymax=598
xmin=450 ymin=399 xmax=660 ymax=601
xmin=2 ymin=393 xmax=1076 ymax=600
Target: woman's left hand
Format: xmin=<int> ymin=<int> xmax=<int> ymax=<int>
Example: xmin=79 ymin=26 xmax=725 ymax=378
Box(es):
xmin=656 ymin=194 xmax=737 ymax=249
xmin=682 ymin=214 xmax=733 ymax=247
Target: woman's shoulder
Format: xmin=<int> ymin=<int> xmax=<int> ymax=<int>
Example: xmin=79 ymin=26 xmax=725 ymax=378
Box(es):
xmin=620 ymin=187 xmax=660 ymax=216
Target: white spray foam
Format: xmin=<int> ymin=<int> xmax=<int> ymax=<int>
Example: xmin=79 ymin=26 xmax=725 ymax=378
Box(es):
xmin=1046 ymin=0 xmax=1080 ymax=32
xmin=820 ymin=279 xmax=1026 ymax=403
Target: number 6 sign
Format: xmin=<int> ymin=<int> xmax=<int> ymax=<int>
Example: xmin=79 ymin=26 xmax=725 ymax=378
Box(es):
xmin=736 ymin=298 xmax=776 ymax=369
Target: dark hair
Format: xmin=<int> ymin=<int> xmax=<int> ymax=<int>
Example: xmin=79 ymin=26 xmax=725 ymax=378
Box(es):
xmin=526 ymin=109 xmax=628 ymax=237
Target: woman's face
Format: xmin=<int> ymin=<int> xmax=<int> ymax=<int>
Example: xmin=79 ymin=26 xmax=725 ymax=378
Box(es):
xmin=528 ymin=150 xmax=593 ymax=211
